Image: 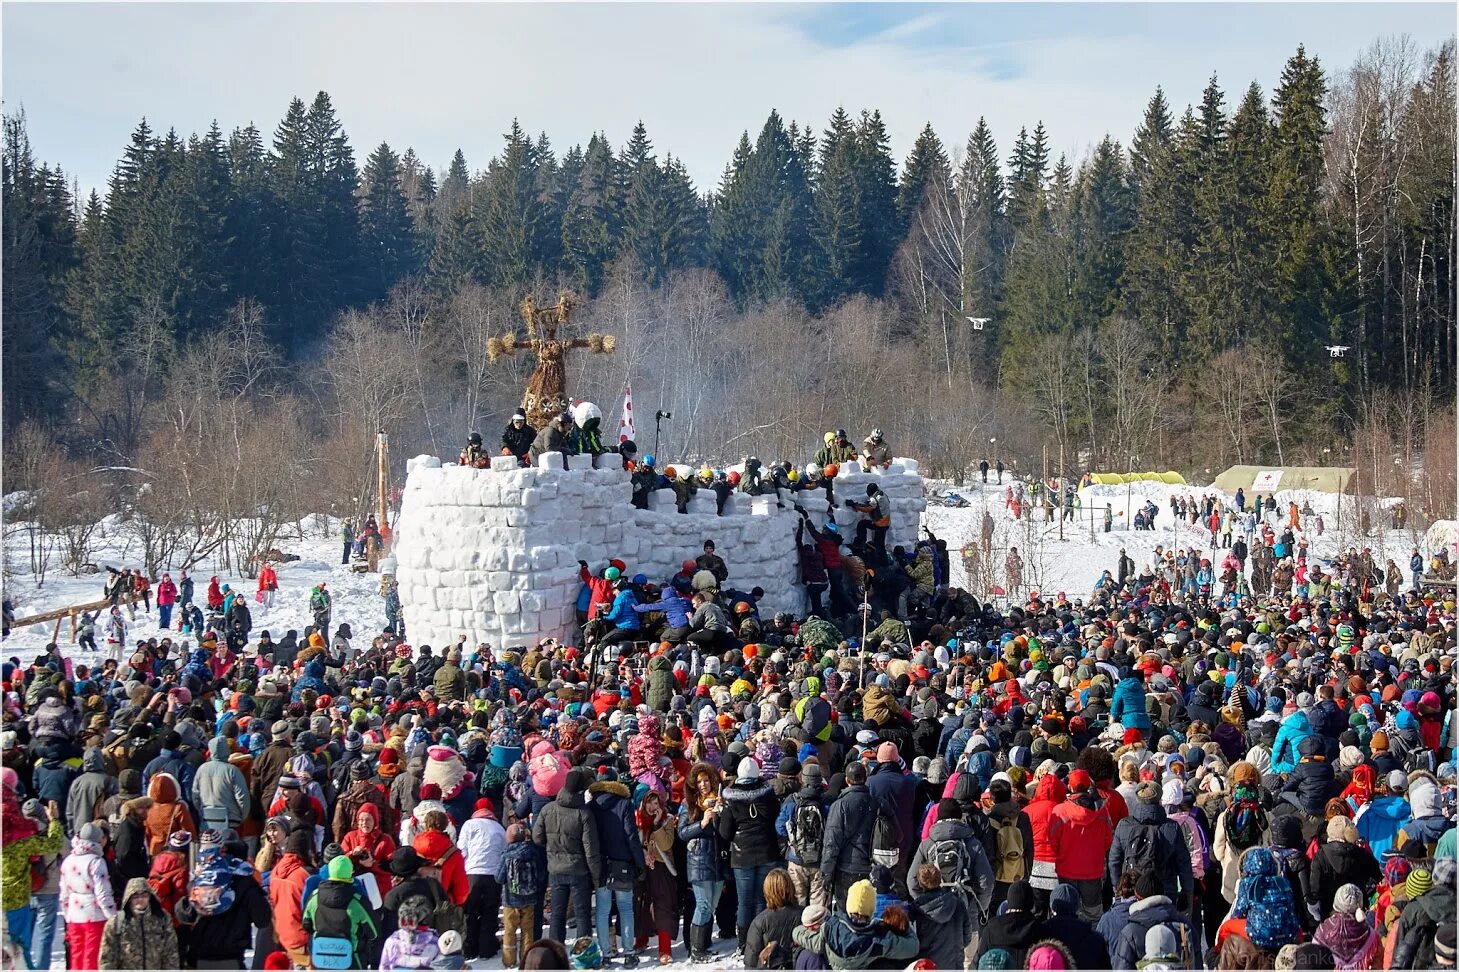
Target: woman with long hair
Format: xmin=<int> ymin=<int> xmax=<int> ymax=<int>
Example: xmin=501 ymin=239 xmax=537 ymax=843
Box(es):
xmin=676 ymin=762 xmax=725 ymax=963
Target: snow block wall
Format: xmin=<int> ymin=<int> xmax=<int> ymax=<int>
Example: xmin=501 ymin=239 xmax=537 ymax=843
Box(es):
xmin=394 ymin=454 xmax=927 ymax=650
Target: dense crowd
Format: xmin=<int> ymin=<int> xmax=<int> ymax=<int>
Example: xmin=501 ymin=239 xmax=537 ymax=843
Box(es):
xmin=2 ymin=439 xmax=1456 ymax=972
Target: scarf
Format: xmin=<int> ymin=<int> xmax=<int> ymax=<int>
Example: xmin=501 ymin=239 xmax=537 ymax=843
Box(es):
xmin=1313 ymin=914 xmax=1378 ymax=971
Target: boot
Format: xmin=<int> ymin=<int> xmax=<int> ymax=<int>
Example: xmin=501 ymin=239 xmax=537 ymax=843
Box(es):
xmin=736 ymin=925 xmax=748 ymax=957
xmin=690 ymin=923 xmax=712 ymax=963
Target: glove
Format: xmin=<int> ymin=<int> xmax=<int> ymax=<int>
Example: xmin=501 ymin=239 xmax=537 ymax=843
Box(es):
xmin=578 ymin=560 xmax=588 ymax=569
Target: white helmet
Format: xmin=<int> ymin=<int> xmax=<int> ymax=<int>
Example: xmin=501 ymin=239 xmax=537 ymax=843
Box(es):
xmin=570 ymin=400 xmax=602 ymax=426
xmin=869 ymin=428 xmax=883 ymax=441
xmin=805 ymin=463 xmax=821 ymax=478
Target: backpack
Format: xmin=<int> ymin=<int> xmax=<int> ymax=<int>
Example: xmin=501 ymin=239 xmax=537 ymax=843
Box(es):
xmin=504 ymin=850 xmax=539 ymax=900
xmin=932 ymin=837 xmax=972 ymax=890
xmin=1124 ymin=821 xmax=1163 ymax=875
xmin=1148 ymin=919 xmax=1192 ymax=968
xmin=418 ymin=850 xmax=465 ymax=933
xmin=787 ymin=799 xmax=825 ymax=867
xmin=310 ymin=936 xmax=355 ymax=970
xmin=147 ymin=853 xmax=190 ymax=918
xmin=188 ymin=854 xmax=237 ymax=917
xmin=1224 ymin=791 xmax=1265 ymax=851
xmin=993 ymin=816 xmax=1025 ymax=884
xmin=1170 ymin=810 xmax=1210 ymax=880
xmin=871 ymin=805 xmax=903 ymax=868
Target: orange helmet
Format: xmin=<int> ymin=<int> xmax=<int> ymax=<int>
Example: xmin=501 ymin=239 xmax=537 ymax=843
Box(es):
xmin=824 ymin=463 xmax=839 ymax=479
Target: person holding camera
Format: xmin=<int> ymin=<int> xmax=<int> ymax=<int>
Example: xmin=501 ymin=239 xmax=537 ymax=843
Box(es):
xmin=847 ymin=484 xmax=892 ymax=553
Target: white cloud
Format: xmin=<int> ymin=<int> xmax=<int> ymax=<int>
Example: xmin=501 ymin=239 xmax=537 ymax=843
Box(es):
xmin=3 ymin=3 xmax=1452 ymax=197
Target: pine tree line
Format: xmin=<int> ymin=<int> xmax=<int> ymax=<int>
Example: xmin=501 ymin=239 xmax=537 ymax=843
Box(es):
xmin=2 ymin=40 xmax=1454 ymax=460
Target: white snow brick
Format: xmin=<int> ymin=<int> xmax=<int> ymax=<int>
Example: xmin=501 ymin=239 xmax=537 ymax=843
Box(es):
xmin=489 ymin=455 xmax=518 ymax=472
xmin=750 ymin=496 xmax=777 ymax=516
xmin=507 ymin=550 xmax=530 ymax=572
xmin=519 ymin=591 xmax=546 ymax=614
xmin=539 ymin=451 xmax=566 ymax=471
xmin=531 ymin=546 xmax=559 ymax=570
xmin=648 ymin=491 xmax=679 ymax=512
xmin=897 ymin=458 xmax=919 ymax=474
xmin=520 ymin=488 xmax=542 ymax=509
xmin=492 ymin=591 xmax=520 ymax=614
xmin=408 ymin=454 xmax=443 ymax=473
xmin=566 ymin=454 xmax=594 ymax=472
xmin=687 ymin=495 xmax=718 ymax=515
xmin=592 ymin=453 xmax=616 ymax=470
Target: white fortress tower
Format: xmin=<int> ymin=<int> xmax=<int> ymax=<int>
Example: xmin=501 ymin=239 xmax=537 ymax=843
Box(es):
xmin=392 ymin=452 xmax=927 ymax=649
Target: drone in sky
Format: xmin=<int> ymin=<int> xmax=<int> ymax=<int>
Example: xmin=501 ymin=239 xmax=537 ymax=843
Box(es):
xmin=967 ymin=317 xmax=991 ymax=331
xmin=1325 ymin=345 xmax=1350 ymax=358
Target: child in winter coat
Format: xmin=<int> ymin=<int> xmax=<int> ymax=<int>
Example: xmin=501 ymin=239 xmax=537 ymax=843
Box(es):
xmin=60 ymin=823 xmax=117 ymax=970
xmin=378 ymin=895 xmax=440 ymax=969
xmin=496 ymin=823 xmax=541 ymax=967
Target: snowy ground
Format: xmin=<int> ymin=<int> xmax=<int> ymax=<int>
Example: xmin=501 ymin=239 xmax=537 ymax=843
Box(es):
xmin=922 ymin=477 xmax=1427 ymax=603
xmin=1 ymin=514 xmax=394 ymax=667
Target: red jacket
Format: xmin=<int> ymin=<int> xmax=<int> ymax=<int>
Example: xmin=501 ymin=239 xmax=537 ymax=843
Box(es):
xmin=580 ymin=566 xmax=615 ymax=619
xmin=1097 ymin=780 xmax=1130 ymax=826
xmin=414 ymin=830 xmax=468 ymax=906
xmin=269 ymin=853 xmax=310 ymax=954
xmin=1048 ymin=794 xmax=1114 ymax=880
xmin=207 ymin=577 xmax=224 ymax=610
xmin=257 ymin=564 xmax=278 ymax=593
xmin=1023 ymin=775 xmax=1067 ymax=863
xmin=156 ymin=579 xmax=178 ymax=607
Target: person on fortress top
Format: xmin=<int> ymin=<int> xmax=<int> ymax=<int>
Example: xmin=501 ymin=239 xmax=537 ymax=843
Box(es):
xmin=529 ymin=412 xmax=576 ymax=464
xmin=861 ymin=429 xmax=892 ymax=470
xmin=459 ymin=432 xmax=488 ymax=468
xmin=501 ymin=412 xmax=536 ymax=465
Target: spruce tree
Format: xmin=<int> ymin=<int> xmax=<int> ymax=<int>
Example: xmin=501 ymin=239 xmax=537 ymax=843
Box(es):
xmin=814 ymin=107 xmax=862 ymax=304
xmin=851 ymin=110 xmax=899 ymax=295
xmin=1129 ymin=87 xmax=1173 ymax=198
xmin=475 ymin=120 xmax=553 ymax=288
xmin=560 ymin=133 xmax=619 ymax=294
xmin=897 ymin=122 xmax=951 ymax=230
xmin=359 ymin=141 xmax=416 ymax=297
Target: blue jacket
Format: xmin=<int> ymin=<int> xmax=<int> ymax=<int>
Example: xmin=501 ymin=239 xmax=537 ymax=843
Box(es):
xmin=1109 ymin=678 xmax=1152 ymax=732
xmin=603 ymin=591 xmax=642 ymax=630
xmin=1357 ymin=795 xmax=1411 ymax=860
xmin=636 ymin=591 xmax=690 ymax=629
xmin=1271 ymin=710 xmax=1313 ymax=775
xmin=677 ymin=804 xmax=723 ymax=883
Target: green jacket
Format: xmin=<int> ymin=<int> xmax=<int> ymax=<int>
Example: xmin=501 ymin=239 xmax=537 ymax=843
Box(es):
xmin=2 ymin=819 xmax=63 ymax=911
xmin=798 ymin=616 xmax=842 ymax=653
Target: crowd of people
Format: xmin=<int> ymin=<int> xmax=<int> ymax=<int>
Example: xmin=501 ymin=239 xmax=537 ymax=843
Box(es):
xmin=2 ymin=439 xmax=1456 ymax=972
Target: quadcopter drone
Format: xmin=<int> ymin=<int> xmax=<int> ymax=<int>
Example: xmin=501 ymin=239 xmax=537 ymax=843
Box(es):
xmin=1326 ymin=345 xmax=1349 ymax=358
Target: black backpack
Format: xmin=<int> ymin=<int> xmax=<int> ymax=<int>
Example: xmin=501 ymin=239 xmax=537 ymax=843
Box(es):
xmin=504 ymin=850 xmax=539 ymax=899
xmin=1124 ymin=821 xmax=1163 ymax=874
xmin=787 ymin=799 xmax=825 ymax=867
xmin=871 ymin=804 xmax=903 ymax=868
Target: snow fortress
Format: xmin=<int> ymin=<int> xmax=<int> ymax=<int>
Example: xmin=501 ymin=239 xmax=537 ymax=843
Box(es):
xmin=393 ymin=453 xmax=929 ymax=650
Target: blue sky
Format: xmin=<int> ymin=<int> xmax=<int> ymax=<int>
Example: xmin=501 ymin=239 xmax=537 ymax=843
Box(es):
xmin=4 ymin=3 xmax=1453 ymax=197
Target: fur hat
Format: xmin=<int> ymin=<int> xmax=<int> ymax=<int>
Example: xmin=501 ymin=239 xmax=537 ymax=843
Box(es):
xmin=422 ymin=745 xmax=467 ymax=801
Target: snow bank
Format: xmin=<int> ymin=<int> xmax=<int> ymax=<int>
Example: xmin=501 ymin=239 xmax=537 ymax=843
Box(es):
xmin=393 ymin=457 xmax=927 ymax=648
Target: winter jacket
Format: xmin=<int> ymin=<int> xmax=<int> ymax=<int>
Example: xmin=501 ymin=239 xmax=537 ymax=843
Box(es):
xmin=718 ymin=779 xmax=782 ymax=869
xmin=980 ymin=908 xmax=1043 ymax=967
xmin=32 ymin=746 xmax=78 ymax=811
xmin=338 ymin=803 xmax=398 ymax=890
xmin=1107 ymin=801 xmax=1194 ymax=902
xmin=268 ymin=853 xmax=311 ymax=957
xmin=184 ymin=865 xmax=271 ymax=965
xmin=1112 ymin=894 xmax=1195 ymax=971
xmin=533 ymin=779 xmax=603 ymax=885
xmin=1308 ymin=840 xmax=1380 ymax=917
xmin=28 ymin=696 xmax=79 ymax=742
xmin=112 ymin=808 xmax=152 ymax=890
xmin=1024 ymin=774 xmax=1067 ymax=866
xmin=192 ymin=737 xmax=251 ymax=827
xmin=908 ymin=816 xmax=995 ymax=913
xmin=1270 ymin=711 xmax=1314 ymax=775
xmin=1391 ymin=883 xmax=1457 ymax=969
xmin=142 ymin=747 xmax=196 ymax=803
xmin=677 ymin=805 xmax=724 ymax=883
xmin=821 ymin=783 xmax=876 ymax=881
xmin=775 ymin=786 xmax=829 ymax=867
xmin=380 ymin=928 xmax=443 ymax=970
xmin=745 ymin=905 xmax=801 ymax=970
xmin=645 ymin=656 xmax=676 ymax=712
xmin=457 ymin=812 xmax=506 ymax=876
xmin=60 ymin=834 xmax=117 ymax=923
xmin=1306 ymin=699 xmax=1346 ymax=759
xmin=99 ymin=878 xmax=179 ymax=970
xmin=302 ymin=858 xmax=378 ymax=967
xmin=251 ymin=740 xmax=294 ymax=813
xmin=821 ymin=910 xmax=919 ymax=971
xmin=335 ymin=778 xmax=397 ymax=841
xmin=867 ymin=761 xmax=918 ymax=856
xmin=432 ymin=661 xmax=467 ymax=703
xmin=67 ymin=746 xmax=118 ymax=835
xmin=1 ymin=818 xmax=63 ymax=911
xmin=413 ymin=829 xmax=468 ymax=906
xmin=1355 ymin=795 xmax=1411 ymax=861
xmin=1109 ymin=678 xmax=1152 ymax=732
xmin=143 ymin=772 xmax=197 ymax=855
xmin=1049 ymin=794 xmax=1114 ymax=881
xmin=911 ymin=887 xmax=972 ymax=969
xmin=603 ymin=589 xmax=642 ymax=629
xmin=1281 ymin=759 xmax=1338 ymax=817
xmin=588 ymin=780 xmax=645 ymax=871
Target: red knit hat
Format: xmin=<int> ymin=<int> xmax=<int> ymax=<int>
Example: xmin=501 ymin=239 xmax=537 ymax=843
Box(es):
xmin=1122 ymin=728 xmax=1143 ymax=746
xmin=419 ymin=783 xmax=442 ymax=801
xmin=263 ymin=951 xmax=291 ymax=970
xmin=473 ymin=797 xmax=495 ymax=818
xmin=379 ymin=748 xmax=399 ymax=766
xmin=1068 ymin=769 xmax=1094 ymax=793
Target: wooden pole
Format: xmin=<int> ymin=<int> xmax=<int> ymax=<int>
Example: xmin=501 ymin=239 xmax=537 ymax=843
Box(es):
xmin=377 ymin=431 xmax=389 ymax=535
xmin=1058 ymin=437 xmax=1065 ymax=542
